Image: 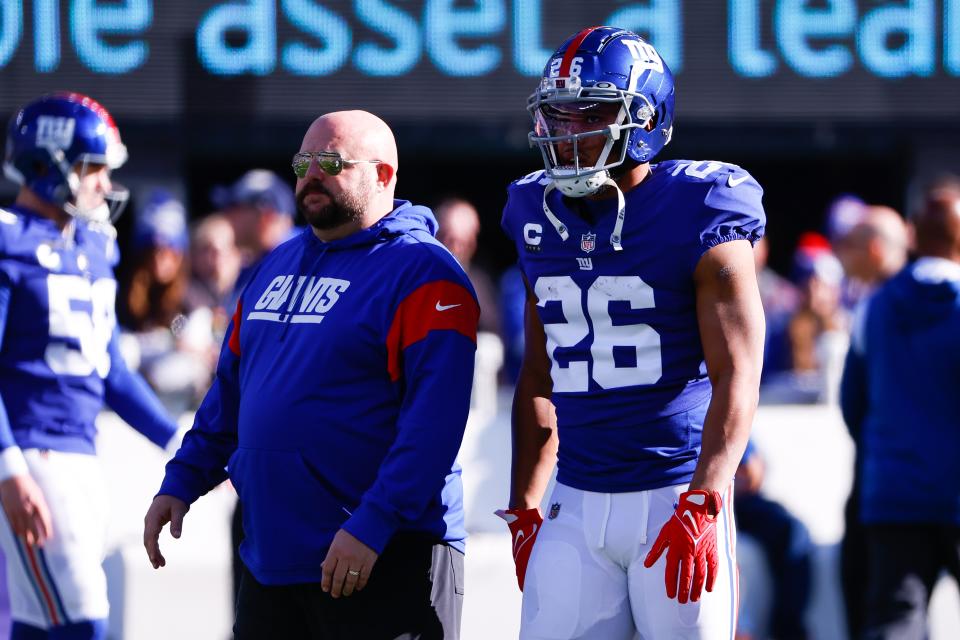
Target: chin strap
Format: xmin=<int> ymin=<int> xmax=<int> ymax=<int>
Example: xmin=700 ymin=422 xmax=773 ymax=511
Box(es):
xmin=604 ymin=177 xmax=626 ymax=252
xmin=541 ymin=181 xmax=569 ymax=241
xmin=542 ymin=178 xmax=626 ymax=251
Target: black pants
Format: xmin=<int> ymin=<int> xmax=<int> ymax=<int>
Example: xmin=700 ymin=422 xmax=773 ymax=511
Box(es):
xmin=234 ymin=533 xmax=464 ymax=640
xmin=232 ymin=500 xmax=244 ymax=606
xmin=842 ymin=473 xmax=869 ymax=639
xmin=862 ymin=524 xmax=960 ymax=640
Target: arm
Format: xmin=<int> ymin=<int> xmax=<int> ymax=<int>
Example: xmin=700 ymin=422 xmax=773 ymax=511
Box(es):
xmin=644 ymin=239 xmax=765 ymax=604
xmin=144 ymin=302 xmax=244 ymax=568
xmin=495 ymin=275 xmax=556 ymax=591
xmin=840 ymin=300 xmax=870 ymax=442
xmin=509 ymin=276 xmax=557 ymax=510
xmin=323 ymin=279 xmax=479 ymax=597
xmin=0 ymin=274 xmax=53 ymax=546
xmin=689 ymin=239 xmax=765 ymax=495
xmin=342 ymin=281 xmax=478 ymax=549
xmin=103 ymin=327 xmax=178 ymax=449
xmin=839 ymin=347 xmax=867 ymax=442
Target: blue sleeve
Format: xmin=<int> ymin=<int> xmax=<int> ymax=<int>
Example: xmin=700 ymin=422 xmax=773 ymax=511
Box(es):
xmin=157 ymin=315 xmax=241 ymax=505
xmin=342 ymin=278 xmax=479 ymax=553
xmin=740 ymin=439 xmax=756 ymax=466
xmin=0 ymin=273 xmax=15 ymax=450
xmin=840 ymin=297 xmax=871 ymax=443
xmin=698 ymin=168 xmax=766 ymax=261
xmin=103 ymin=328 xmax=178 ymax=449
xmin=840 ymin=345 xmax=868 ymax=443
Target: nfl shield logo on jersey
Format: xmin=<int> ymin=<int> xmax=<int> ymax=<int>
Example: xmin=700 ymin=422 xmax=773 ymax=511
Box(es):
xmin=580 ymin=232 xmax=596 ymax=253
xmin=548 ymin=503 xmax=561 ymax=520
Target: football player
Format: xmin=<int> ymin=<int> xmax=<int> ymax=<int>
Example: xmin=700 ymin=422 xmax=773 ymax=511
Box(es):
xmin=0 ymin=93 xmax=179 ymax=639
xmin=497 ymin=27 xmax=766 ymax=639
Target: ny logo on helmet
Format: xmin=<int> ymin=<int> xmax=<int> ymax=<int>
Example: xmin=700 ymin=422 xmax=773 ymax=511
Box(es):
xmin=35 ymin=116 xmax=76 ymax=150
xmin=623 ymin=40 xmax=664 ymax=73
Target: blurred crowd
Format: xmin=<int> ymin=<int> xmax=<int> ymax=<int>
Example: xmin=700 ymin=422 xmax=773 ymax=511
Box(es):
xmin=113 ymin=170 xmax=295 ymax=415
xmin=119 ymin=171 xmax=910 ymax=417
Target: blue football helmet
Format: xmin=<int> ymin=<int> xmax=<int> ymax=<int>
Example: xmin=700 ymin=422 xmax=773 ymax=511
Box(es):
xmin=529 ymin=26 xmax=675 ymax=197
xmin=3 ymin=92 xmax=129 ymax=221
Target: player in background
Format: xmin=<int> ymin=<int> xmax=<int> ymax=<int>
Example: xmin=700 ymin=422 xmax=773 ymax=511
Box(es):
xmin=840 ymin=183 xmax=960 ymax=639
xmin=0 ymin=93 xmax=179 ymax=639
xmin=497 ymin=27 xmax=765 ymax=639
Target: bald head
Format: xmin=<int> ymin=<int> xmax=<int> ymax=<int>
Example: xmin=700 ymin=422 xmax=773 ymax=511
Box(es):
xmin=913 ymin=188 xmax=960 ymax=262
xmin=862 ymin=206 xmax=908 ymax=252
xmin=838 ymin=205 xmax=908 ymax=283
xmin=435 ymin=198 xmax=481 ymax=266
xmin=302 ymin=111 xmax=398 ymax=176
xmin=296 ymin=110 xmax=399 ymax=240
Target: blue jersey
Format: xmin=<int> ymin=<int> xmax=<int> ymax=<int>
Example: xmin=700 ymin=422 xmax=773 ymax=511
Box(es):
xmin=0 ymin=205 xmax=175 ymax=455
xmin=502 ymin=160 xmax=765 ymax=492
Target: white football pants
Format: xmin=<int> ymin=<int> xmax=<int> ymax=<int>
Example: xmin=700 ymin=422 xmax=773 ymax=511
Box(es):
xmin=0 ymin=449 xmax=109 ymax=629
xmin=520 ymin=482 xmax=737 ymax=640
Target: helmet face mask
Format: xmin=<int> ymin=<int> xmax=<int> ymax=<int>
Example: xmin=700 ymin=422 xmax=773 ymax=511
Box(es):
xmin=67 ymin=160 xmax=129 ymax=223
xmin=528 ymin=27 xmax=675 ymax=198
xmin=4 ymin=92 xmax=129 ymax=223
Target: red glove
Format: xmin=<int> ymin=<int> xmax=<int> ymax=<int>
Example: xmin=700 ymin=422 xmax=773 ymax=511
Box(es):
xmin=495 ymin=507 xmax=543 ymax=591
xmin=643 ymin=489 xmax=722 ymax=604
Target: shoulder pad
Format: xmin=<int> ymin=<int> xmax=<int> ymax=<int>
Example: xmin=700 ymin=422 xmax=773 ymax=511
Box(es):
xmin=0 ymin=208 xmax=24 ymax=255
xmin=83 ymin=219 xmax=118 ymax=241
xmin=0 ymin=208 xmax=19 ymax=226
xmin=510 ymin=169 xmax=551 ymax=190
xmin=704 ymin=166 xmax=763 ymax=212
xmin=79 ymin=220 xmax=120 ymax=266
xmin=659 ymin=160 xmax=743 ymax=187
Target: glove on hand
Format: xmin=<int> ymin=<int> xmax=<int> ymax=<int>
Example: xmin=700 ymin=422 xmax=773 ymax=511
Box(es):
xmin=643 ymin=489 xmax=722 ymax=604
xmin=495 ymin=507 xmax=543 ymax=591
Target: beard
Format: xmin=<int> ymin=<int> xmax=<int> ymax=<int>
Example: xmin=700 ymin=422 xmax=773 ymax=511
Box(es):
xmin=296 ymin=181 xmax=370 ymax=231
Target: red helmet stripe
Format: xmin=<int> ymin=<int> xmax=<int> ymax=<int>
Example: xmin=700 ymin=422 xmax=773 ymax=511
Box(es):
xmin=559 ymin=26 xmax=601 ymax=76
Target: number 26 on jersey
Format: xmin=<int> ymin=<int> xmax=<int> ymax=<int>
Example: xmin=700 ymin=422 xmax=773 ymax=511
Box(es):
xmin=535 ymin=275 xmax=662 ymax=392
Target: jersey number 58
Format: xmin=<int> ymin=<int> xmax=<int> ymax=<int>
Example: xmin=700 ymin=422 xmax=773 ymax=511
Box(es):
xmin=45 ymin=274 xmax=116 ymax=377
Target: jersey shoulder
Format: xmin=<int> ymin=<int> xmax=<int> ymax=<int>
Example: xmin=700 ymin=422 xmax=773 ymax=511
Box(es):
xmin=79 ymin=220 xmax=121 ymax=267
xmin=502 ymin=170 xmax=551 ymax=238
xmin=0 ymin=207 xmax=28 ymax=256
xmin=656 ymin=159 xmax=762 ymax=199
xmin=656 ymin=159 xmax=766 ymax=243
xmin=505 ymin=169 xmax=550 ymax=204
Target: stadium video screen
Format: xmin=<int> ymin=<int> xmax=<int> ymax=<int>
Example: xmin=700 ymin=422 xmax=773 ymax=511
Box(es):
xmin=0 ymin=0 xmax=958 ymax=123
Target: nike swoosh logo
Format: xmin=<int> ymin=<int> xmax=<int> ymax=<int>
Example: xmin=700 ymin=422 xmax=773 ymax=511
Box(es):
xmin=676 ymin=511 xmax=712 ymax=544
xmin=436 ymin=302 xmax=461 ymax=311
xmin=513 ymin=524 xmax=538 ymax=560
xmin=682 ymin=510 xmax=699 ymax=534
xmin=727 ymin=174 xmax=749 ymax=187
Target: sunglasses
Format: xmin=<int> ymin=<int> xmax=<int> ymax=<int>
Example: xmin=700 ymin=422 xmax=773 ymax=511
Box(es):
xmin=291 ymin=152 xmax=382 ymax=179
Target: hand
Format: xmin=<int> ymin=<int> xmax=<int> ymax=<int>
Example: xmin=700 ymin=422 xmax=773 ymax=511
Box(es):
xmin=495 ymin=507 xmax=543 ymax=591
xmin=321 ymin=529 xmax=378 ymax=598
xmin=643 ymin=489 xmax=722 ymax=604
xmin=143 ymin=494 xmax=189 ymax=569
xmin=0 ymin=475 xmax=52 ymax=547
